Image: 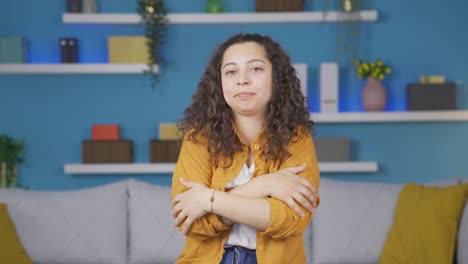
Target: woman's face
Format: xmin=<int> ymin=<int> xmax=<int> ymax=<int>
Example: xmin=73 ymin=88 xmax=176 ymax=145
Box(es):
xmin=220 ymin=41 xmax=273 ymax=119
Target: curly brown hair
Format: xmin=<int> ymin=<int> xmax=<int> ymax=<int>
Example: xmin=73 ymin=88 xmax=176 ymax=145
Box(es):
xmin=178 ymin=33 xmax=313 ymax=166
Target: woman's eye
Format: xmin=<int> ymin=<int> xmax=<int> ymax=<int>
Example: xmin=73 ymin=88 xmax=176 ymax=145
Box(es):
xmin=225 ymin=70 xmax=236 ymax=75
xmin=252 ymin=67 xmax=263 ymax=72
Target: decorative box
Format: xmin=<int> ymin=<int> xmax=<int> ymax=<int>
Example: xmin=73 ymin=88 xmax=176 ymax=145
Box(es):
xmin=314 ymin=138 xmax=351 ymax=162
xmin=150 ymin=140 xmax=181 ymax=162
xmin=0 ymin=37 xmax=29 ymax=63
xmin=108 ymin=36 xmax=150 ymax=63
xmin=407 ymin=83 xmax=456 ymax=111
xmin=92 ymin=124 xmax=120 ymax=141
xmin=256 ymin=0 xmax=304 ymax=12
xmin=82 ymin=140 xmax=132 ymax=163
xmin=65 ymin=0 xmax=82 ymax=13
xmin=60 ymin=38 xmax=78 ymax=63
xmin=159 ymin=123 xmax=182 ymax=141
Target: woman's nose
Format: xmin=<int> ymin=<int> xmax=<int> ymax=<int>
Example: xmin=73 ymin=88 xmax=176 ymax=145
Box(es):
xmin=237 ymin=72 xmax=250 ymax=86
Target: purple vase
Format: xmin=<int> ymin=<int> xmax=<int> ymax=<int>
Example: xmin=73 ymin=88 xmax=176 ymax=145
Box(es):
xmin=361 ymin=77 xmax=387 ymax=111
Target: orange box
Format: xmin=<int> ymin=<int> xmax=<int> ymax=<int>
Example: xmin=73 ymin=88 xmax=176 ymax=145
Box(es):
xmin=92 ymin=124 xmax=120 ymax=140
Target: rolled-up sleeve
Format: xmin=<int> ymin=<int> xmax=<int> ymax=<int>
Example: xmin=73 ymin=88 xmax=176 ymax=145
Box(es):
xmin=260 ymin=132 xmax=320 ymax=239
xmin=171 ymin=135 xmax=231 ymax=241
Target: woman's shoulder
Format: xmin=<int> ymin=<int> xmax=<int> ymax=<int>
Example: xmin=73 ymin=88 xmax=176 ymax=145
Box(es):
xmin=183 ymin=128 xmax=209 ymax=145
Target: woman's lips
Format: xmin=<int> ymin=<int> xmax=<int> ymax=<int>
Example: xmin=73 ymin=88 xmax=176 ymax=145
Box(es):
xmin=235 ymin=92 xmax=255 ymax=98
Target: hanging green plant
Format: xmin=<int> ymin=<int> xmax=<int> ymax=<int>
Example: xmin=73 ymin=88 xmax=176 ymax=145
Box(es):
xmin=321 ymin=0 xmax=363 ymax=67
xmin=0 ymin=133 xmax=25 ymax=188
xmin=336 ymin=0 xmax=362 ymax=67
xmin=137 ymin=0 xmax=168 ymax=89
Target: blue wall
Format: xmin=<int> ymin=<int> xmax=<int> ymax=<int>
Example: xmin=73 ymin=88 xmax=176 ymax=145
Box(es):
xmin=1 ymin=0 xmax=467 ymax=190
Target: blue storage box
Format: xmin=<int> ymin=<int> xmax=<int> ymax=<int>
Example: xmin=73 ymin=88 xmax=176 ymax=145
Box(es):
xmin=0 ymin=37 xmax=29 ymax=63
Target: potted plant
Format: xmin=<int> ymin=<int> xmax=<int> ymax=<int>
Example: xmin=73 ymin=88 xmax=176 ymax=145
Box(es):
xmin=355 ymin=59 xmax=392 ymax=111
xmin=137 ymin=0 xmax=168 ymax=89
xmin=0 ymin=133 xmax=25 ymax=188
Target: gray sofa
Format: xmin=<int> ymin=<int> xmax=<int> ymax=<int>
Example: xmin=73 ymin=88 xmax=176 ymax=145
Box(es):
xmin=1 ymin=177 xmax=467 ymax=264
xmin=306 ymin=177 xmax=468 ymax=264
xmin=0 ymin=179 xmax=184 ymax=264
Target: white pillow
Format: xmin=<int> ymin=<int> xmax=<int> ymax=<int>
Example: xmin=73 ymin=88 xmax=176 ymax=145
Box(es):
xmin=0 ymin=180 xmax=129 ymax=264
xmin=458 ymin=177 xmax=468 ymax=264
xmin=311 ymin=177 xmax=459 ymax=264
xmin=128 ymin=179 xmax=185 ymax=264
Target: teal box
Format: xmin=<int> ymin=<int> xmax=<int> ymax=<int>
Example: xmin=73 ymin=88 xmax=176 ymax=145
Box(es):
xmin=0 ymin=37 xmax=29 ymax=63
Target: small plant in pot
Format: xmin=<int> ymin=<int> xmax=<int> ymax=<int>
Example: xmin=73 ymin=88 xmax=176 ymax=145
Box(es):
xmin=0 ymin=133 xmax=25 ymax=188
xmin=355 ymin=59 xmax=392 ymax=111
xmin=137 ymin=0 xmax=168 ymax=89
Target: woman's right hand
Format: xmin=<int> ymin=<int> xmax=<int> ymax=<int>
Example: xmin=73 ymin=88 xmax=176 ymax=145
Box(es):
xmin=258 ymin=164 xmax=319 ymax=217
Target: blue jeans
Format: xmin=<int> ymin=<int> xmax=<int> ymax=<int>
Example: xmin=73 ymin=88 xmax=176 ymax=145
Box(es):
xmin=220 ymin=246 xmax=257 ymax=264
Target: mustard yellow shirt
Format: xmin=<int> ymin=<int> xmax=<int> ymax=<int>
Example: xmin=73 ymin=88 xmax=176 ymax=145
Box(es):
xmin=171 ymin=127 xmax=320 ymax=264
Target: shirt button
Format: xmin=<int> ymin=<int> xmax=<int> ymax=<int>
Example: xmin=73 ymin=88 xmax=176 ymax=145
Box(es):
xmin=253 ymin=144 xmax=260 ymax=150
xmin=257 ymin=246 xmax=264 ymax=252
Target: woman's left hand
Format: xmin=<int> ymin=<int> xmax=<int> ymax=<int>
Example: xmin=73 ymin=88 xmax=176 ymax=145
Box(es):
xmin=172 ymin=178 xmax=212 ymax=234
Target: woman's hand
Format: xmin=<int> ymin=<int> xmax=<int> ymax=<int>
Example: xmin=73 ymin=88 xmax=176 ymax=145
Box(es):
xmin=259 ymin=164 xmax=319 ymax=217
xmin=172 ymin=178 xmax=211 ymax=234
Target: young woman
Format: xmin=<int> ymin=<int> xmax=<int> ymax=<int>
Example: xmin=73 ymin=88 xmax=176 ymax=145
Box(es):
xmin=171 ymin=33 xmax=320 ymax=264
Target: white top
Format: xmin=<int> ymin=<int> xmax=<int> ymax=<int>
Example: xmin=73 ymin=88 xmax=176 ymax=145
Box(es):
xmin=225 ymin=163 xmax=257 ymax=250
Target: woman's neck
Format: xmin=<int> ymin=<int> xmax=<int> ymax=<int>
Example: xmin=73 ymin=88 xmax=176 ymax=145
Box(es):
xmin=234 ymin=114 xmax=265 ymax=145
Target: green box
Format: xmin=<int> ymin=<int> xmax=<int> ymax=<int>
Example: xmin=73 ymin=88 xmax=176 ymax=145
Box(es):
xmin=0 ymin=37 xmax=29 ymax=63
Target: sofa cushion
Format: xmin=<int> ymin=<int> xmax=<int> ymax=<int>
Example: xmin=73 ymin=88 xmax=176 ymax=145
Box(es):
xmin=128 ymin=179 xmax=185 ymax=264
xmin=458 ymin=177 xmax=468 ymax=264
xmin=310 ymin=178 xmax=459 ymax=264
xmin=0 ymin=203 xmax=32 ymax=264
xmin=0 ymin=180 xmax=128 ymax=264
xmin=380 ymin=183 xmax=468 ymax=263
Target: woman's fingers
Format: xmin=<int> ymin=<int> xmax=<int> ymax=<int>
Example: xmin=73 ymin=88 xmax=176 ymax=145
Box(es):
xmin=292 ymin=192 xmax=315 ymax=213
xmin=298 ymin=177 xmax=316 ymax=195
xmin=182 ymin=217 xmax=194 ymax=235
xmin=287 ymin=197 xmax=305 ymax=218
xmin=171 ymin=194 xmax=182 ymax=208
xmin=284 ymin=164 xmax=307 ymax=174
xmin=179 ymin=178 xmax=193 ymax=188
xmin=174 ymin=210 xmax=187 ymax=227
xmin=172 ymin=204 xmax=181 ymax=218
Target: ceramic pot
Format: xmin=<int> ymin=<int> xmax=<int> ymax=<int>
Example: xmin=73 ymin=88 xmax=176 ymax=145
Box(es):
xmin=361 ymin=77 xmax=387 ymax=111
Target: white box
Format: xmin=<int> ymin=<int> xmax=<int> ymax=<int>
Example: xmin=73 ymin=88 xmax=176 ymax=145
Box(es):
xmin=320 ymin=63 xmax=339 ymax=113
xmin=293 ymin=63 xmax=308 ymax=98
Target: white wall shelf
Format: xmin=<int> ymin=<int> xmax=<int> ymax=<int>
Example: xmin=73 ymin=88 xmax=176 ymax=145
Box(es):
xmin=62 ymin=10 xmax=378 ymax=24
xmin=311 ymin=110 xmax=468 ymax=123
xmin=65 ymin=163 xmax=176 ymax=174
xmin=64 ymin=161 xmax=378 ymax=175
xmin=0 ymin=64 xmax=156 ymax=74
xmin=319 ymin=162 xmax=378 ymax=173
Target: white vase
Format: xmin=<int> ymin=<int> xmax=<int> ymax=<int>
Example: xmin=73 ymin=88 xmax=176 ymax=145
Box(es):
xmin=82 ymin=0 xmax=97 ymax=13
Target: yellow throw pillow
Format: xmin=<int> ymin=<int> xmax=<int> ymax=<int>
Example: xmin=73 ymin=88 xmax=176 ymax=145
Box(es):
xmin=380 ymin=183 xmax=468 ymax=264
xmin=0 ymin=203 xmax=33 ymax=264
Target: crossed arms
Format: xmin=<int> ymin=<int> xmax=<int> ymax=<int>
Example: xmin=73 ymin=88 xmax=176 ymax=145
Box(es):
xmin=170 ymin=134 xmax=320 ymax=241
